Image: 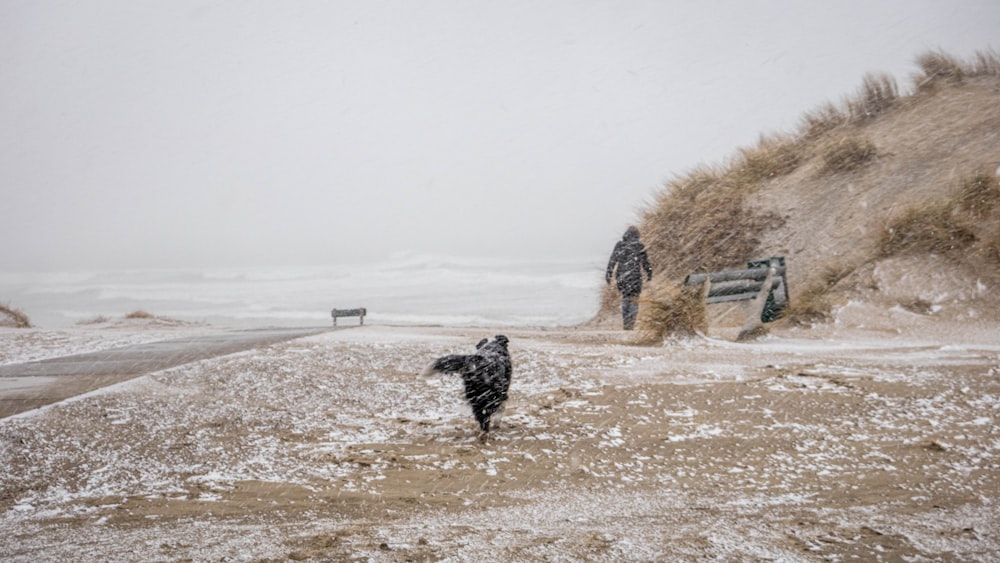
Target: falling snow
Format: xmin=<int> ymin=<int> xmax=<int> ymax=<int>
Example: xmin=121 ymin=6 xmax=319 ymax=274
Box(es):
xmin=1 ymin=323 xmax=999 ymax=560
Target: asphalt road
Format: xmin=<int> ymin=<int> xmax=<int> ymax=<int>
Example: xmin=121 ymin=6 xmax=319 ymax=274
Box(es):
xmin=0 ymin=327 xmax=332 ymax=419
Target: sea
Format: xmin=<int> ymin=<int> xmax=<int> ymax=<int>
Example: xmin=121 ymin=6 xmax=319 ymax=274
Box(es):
xmin=0 ymin=255 xmax=606 ymax=329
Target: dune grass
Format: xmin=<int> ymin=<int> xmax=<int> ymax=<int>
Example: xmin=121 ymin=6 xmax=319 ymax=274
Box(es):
xmin=733 ymin=133 xmax=802 ymax=182
xmin=878 ymin=170 xmax=999 ymax=260
xmin=798 ymin=101 xmax=848 ymax=140
xmin=600 ymin=49 xmax=1000 ymax=333
xmin=638 ymin=67 xmax=904 ymax=286
xmin=818 ymin=135 xmax=879 ymax=175
xmin=846 ymin=73 xmax=899 ymax=122
xmin=0 ymin=303 xmax=32 ymax=328
xmin=124 ymin=310 xmax=155 ymax=320
xmin=633 ymin=284 xmax=706 ymax=345
xmin=644 ymin=50 xmax=995 ymax=276
xmin=914 ymin=50 xmax=966 ymax=89
xmin=639 ymin=158 xmax=785 ymax=289
xmin=780 ymin=264 xmax=856 ymax=326
xmin=957 ymin=169 xmax=1000 ymax=218
xmin=913 ymin=48 xmax=1000 ymax=91
xmin=969 ymin=49 xmax=1000 ymax=77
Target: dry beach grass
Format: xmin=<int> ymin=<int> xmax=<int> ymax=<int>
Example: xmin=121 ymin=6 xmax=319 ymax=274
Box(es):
xmin=601 ymin=50 xmax=1000 ymax=332
xmin=0 ymin=304 xmax=31 ymax=329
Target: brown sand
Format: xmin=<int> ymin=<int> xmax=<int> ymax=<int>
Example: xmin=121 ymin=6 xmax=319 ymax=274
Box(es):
xmin=1 ymin=313 xmax=998 ymax=561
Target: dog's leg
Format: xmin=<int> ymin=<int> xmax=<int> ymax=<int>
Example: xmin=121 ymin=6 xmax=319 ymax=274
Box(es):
xmin=489 ymin=403 xmax=506 ymax=429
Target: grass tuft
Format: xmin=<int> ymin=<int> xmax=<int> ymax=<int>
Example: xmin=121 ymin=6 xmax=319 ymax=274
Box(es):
xmin=819 ymin=135 xmax=878 ymax=175
xmin=640 ymin=135 xmax=794 ymax=287
xmin=956 ymin=169 xmax=1000 ymax=218
xmin=124 ymin=310 xmax=155 ymax=320
xmin=969 ymin=48 xmax=1000 ymax=77
xmin=913 ymin=50 xmax=966 ymax=90
xmin=0 ymin=303 xmax=32 ymax=328
xmin=799 ymin=102 xmax=847 ymax=139
xmin=732 ymin=134 xmax=802 ymax=183
xmin=633 ymin=285 xmax=706 ymax=345
xmin=913 ymin=49 xmax=1000 ymax=91
xmin=846 ymin=73 xmax=898 ymax=122
xmin=879 ymin=202 xmax=976 ymax=259
xmin=779 ymin=263 xmax=854 ymax=326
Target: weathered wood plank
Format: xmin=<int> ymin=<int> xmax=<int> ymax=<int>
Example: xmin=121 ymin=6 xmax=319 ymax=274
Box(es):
xmin=704 ymin=278 xmax=782 ymax=300
xmin=684 ymin=265 xmax=786 ymax=287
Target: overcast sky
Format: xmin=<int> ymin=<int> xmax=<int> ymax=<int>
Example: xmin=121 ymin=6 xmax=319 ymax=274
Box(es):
xmin=2 ymin=0 xmax=998 ymax=271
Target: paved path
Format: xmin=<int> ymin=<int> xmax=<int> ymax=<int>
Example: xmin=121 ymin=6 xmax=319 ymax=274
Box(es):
xmin=0 ymin=327 xmax=332 ymax=419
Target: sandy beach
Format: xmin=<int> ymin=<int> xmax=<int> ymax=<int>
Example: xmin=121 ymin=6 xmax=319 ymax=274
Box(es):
xmin=1 ymin=311 xmax=998 ymax=561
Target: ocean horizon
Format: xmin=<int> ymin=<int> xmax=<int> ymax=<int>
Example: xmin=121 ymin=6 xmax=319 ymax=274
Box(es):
xmin=0 ymin=254 xmax=606 ymax=329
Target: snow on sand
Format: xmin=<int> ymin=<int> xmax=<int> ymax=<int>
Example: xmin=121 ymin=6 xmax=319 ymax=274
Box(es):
xmin=1 ymin=322 xmax=998 ymax=561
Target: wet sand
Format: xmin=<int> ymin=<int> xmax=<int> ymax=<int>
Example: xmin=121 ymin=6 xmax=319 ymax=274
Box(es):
xmin=0 ymin=327 xmax=331 ymax=418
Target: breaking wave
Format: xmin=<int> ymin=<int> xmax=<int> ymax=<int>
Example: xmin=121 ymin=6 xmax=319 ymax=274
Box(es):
xmin=1 ymin=255 xmax=605 ymax=329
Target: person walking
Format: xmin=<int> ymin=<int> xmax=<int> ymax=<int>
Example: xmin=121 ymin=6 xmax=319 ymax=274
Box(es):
xmin=605 ymin=226 xmax=653 ymax=330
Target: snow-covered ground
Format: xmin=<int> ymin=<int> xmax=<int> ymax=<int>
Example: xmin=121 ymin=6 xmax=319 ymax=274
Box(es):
xmin=2 ymin=321 xmax=998 ymax=561
xmin=0 ymin=319 xmax=224 ymax=366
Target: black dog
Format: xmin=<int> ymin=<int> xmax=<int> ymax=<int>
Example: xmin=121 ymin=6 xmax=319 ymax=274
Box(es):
xmin=423 ymin=335 xmax=512 ymax=439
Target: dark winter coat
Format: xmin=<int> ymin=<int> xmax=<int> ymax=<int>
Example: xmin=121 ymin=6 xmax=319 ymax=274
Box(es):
xmin=606 ymin=229 xmax=653 ymax=298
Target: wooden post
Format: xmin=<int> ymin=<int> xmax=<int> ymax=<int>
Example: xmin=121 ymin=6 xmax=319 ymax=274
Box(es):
xmin=736 ymin=261 xmax=777 ymax=341
xmin=683 ymin=256 xmax=788 ymax=341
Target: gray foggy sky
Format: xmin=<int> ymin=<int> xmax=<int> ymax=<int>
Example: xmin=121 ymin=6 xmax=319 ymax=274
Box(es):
xmin=2 ymin=0 xmax=998 ymax=271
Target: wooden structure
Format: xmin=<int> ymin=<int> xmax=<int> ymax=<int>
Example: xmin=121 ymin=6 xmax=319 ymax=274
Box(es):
xmin=683 ymin=257 xmax=789 ymax=340
xmin=331 ymin=307 xmax=367 ymax=326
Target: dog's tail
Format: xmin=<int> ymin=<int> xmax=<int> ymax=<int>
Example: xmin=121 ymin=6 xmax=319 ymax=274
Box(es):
xmin=421 ymin=354 xmax=469 ymax=377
